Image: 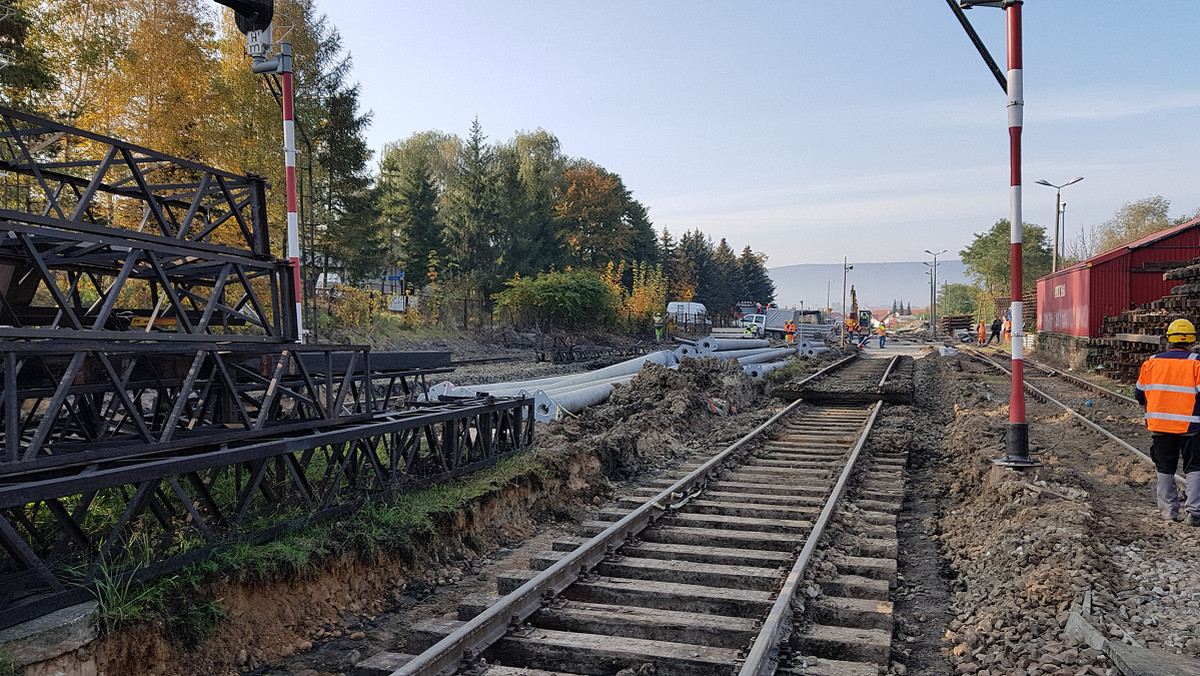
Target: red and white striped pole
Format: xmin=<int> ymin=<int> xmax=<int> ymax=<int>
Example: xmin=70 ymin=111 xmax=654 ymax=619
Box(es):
xmin=1000 ymin=0 xmax=1034 ymax=465
xmin=278 ymin=42 xmax=304 ymax=342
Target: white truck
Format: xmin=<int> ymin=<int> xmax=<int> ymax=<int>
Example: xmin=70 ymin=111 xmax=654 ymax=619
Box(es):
xmin=739 ymin=309 xmax=838 ymax=341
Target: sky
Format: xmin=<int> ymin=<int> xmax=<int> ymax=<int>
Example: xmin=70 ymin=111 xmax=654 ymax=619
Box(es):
xmin=316 ymin=1 xmax=1200 ymax=268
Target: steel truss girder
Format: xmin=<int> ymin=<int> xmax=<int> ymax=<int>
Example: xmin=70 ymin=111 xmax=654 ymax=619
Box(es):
xmin=0 ymin=105 xmax=296 ymax=342
xmin=0 ymin=396 xmax=534 ymax=629
xmin=0 ymin=342 xmax=451 ymax=475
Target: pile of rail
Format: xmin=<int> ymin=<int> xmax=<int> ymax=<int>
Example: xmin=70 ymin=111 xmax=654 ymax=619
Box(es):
xmin=1095 ymin=256 xmax=1200 ymax=381
xmin=0 ymin=107 xmax=533 ymax=630
xmin=938 ymin=313 xmax=974 ymax=335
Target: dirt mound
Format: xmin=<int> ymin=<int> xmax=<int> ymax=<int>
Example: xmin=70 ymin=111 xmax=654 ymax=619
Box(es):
xmin=540 ymin=356 xmax=768 ymax=479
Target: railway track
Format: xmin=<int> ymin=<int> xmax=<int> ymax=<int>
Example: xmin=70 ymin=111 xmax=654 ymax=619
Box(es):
xmin=358 ymin=354 xmax=908 ymax=676
xmin=967 ymin=349 xmax=1157 ymax=468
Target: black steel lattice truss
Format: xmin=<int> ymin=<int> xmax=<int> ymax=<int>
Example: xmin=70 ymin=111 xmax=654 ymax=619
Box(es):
xmin=0 ymin=398 xmax=534 ymax=628
xmin=0 ymin=107 xmax=536 ymax=628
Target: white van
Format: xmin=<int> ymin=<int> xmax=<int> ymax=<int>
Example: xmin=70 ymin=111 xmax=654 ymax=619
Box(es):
xmin=666 ymin=301 xmax=708 ymax=327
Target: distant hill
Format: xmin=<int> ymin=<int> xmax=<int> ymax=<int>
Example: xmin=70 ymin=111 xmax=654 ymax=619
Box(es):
xmin=767 ymin=260 xmax=970 ymax=311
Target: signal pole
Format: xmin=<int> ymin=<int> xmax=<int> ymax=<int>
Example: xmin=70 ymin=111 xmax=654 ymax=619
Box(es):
xmin=950 ymin=0 xmax=1038 ymax=467
xmin=216 ymin=0 xmax=303 ymax=342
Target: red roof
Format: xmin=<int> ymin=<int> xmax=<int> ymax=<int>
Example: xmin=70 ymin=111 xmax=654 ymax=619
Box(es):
xmin=1044 ymin=217 xmax=1200 ymax=280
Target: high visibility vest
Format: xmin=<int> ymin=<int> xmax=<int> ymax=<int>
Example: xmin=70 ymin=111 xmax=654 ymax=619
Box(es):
xmin=1136 ymin=348 xmax=1200 ymax=433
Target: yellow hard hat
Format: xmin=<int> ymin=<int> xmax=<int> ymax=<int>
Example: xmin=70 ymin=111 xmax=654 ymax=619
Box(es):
xmin=1167 ymin=318 xmax=1197 ymax=343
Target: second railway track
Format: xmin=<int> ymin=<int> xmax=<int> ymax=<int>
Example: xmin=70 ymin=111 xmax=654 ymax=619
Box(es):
xmin=360 ymin=354 xmax=911 ymax=676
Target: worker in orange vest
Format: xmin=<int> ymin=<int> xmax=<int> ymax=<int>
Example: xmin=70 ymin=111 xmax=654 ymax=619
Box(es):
xmin=1003 ymin=316 xmax=1012 ymax=343
xmin=977 ymin=321 xmax=986 ymax=346
xmin=1135 ymin=318 xmax=1200 ymax=525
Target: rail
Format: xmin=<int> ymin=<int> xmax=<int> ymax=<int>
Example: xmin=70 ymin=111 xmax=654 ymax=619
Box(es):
xmin=966 ymin=348 xmax=1163 ymax=473
xmin=738 ymin=399 xmax=884 ymax=675
xmin=392 ymin=353 xmax=858 ymax=676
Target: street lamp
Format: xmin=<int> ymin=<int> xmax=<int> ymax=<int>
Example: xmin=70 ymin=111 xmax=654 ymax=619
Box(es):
xmin=840 ymin=258 xmax=853 ymax=348
xmin=925 ymin=249 xmax=947 ymax=339
xmin=1034 ymin=176 xmax=1083 ymax=272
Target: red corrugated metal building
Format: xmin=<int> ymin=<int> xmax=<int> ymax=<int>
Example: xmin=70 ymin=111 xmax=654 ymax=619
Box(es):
xmin=1037 ymin=218 xmax=1200 ymax=338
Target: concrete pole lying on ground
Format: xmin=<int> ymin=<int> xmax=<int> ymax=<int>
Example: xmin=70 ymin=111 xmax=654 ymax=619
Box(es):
xmin=697 ymin=337 xmax=770 ymax=352
xmin=743 ymin=360 xmax=792 ymax=379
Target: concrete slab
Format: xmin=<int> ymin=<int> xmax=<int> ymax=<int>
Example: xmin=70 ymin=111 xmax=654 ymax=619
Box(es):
xmin=593 ymin=556 xmax=783 ymax=591
xmin=795 ymin=624 xmax=892 ymax=663
xmin=560 ymin=577 xmax=775 ymax=617
xmin=1063 ymin=611 xmax=1200 ymax=676
xmin=0 ymin=601 xmax=97 ymax=667
xmin=487 ymin=628 xmax=741 ymax=676
xmin=813 ymin=596 xmax=893 ymax=631
xmin=832 ymin=555 xmax=897 ymax=586
xmin=533 ymin=602 xmax=758 ymax=648
xmin=637 ymin=524 xmax=801 ymax=551
xmin=820 ymin=574 xmax=890 ymax=600
xmin=354 ymin=651 xmax=415 ymax=676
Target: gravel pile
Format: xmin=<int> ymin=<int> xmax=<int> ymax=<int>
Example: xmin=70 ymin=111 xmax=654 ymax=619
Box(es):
xmin=1098 ymin=539 xmax=1200 ymax=655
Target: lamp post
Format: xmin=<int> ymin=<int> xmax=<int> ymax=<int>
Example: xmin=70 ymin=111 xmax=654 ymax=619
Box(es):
xmin=951 ymin=0 xmax=1037 ymax=467
xmin=925 ymin=249 xmax=947 ymax=339
xmin=1034 ymin=176 xmax=1083 ymax=272
xmin=840 ymin=258 xmax=853 ymax=348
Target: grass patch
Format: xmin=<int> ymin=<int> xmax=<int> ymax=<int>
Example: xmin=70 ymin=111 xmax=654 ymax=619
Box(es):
xmin=0 ymin=654 xmax=22 ymax=676
xmin=83 ymin=446 xmax=556 ymax=650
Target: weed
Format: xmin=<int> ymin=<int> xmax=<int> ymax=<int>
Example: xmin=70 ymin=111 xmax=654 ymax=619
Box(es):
xmin=0 ymin=653 xmax=21 ymax=676
xmin=91 ymin=558 xmax=160 ymax=636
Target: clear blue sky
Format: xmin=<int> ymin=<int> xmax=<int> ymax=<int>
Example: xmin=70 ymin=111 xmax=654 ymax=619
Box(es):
xmin=317 ymin=1 xmax=1200 ymax=267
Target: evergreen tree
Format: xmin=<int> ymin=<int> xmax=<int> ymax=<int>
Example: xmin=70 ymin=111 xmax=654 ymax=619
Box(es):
xmin=379 ymin=142 xmax=441 ymax=277
xmin=709 ymin=238 xmax=740 ymax=318
xmin=738 ymin=246 xmax=775 ymax=306
xmin=493 ymin=129 xmax=564 ymax=278
xmin=441 ymin=117 xmax=501 ymax=288
xmin=318 ymin=85 xmax=386 ymax=283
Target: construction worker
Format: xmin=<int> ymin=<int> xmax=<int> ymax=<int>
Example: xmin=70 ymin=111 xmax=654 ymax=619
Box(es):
xmin=784 ymin=320 xmax=795 ymax=342
xmin=653 ymin=312 xmax=665 ymax=343
xmin=986 ymin=317 xmax=1002 ymax=345
xmin=977 ymin=321 xmax=986 ymax=346
xmin=877 ymin=323 xmax=886 ymax=349
xmin=1135 ymin=318 xmax=1200 ymax=525
xmin=1003 ymin=315 xmax=1012 ymax=343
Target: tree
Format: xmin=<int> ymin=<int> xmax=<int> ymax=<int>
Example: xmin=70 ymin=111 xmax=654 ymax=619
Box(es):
xmin=0 ymin=3 xmax=55 ymax=111
xmin=676 ymin=230 xmax=714 ymax=305
xmin=319 ymin=85 xmax=387 ymax=282
xmin=959 ymin=219 xmax=1051 ymax=298
xmin=554 ymin=162 xmax=634 ymax=266
xmin=708 ymin=238 xmax=740 ymax=318
xmin=938 ymin=282 xmax=977 ymax=316
xmin=738 ymin=246 xmax=775 ymax=306
xmin=493 ymin=129 xmax=564 ymax=277
xmin=378 ymin=132 xmax=449 ymax=276
xmin=441 ymin=118 xmax=500 ymax=286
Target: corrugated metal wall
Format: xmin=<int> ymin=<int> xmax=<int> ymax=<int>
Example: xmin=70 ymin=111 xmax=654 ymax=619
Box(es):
xmin=1038 ymin=266 xmax=1092 ymax=337
xmin=1036 ymin=224 xmax=1200 ymax=338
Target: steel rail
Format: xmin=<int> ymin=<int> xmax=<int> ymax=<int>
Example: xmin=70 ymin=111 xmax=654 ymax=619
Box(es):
xmin=739 ymin=399 xmax=884 ymax=676
xmin=391 ymin=353 xmax=858 ymax=676
xmin=878 ymin=354 xmax=900 ymax=387
xmin=978 ymin=347 xmax=1137 ymax=406
xmin=966 ymin=350 xmax=1155 ymax=468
